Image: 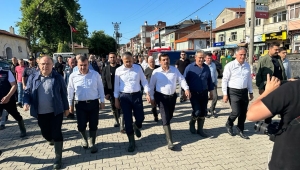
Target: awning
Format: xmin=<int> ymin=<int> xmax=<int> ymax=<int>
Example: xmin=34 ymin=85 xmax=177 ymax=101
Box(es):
xmin=238 ymin=43 xmax=248 ymax=47
xmin=223 ymin=44 xmax=238 ymax=48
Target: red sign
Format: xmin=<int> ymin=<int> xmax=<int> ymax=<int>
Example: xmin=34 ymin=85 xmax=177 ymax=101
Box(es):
xmin=255 ymin=12 xmax=269 ymax=19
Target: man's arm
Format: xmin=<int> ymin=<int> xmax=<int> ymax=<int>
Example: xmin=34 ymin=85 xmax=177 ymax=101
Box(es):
xmin=221 ymin=64 xmax=230 ymax=95
xmin=247 ymin=64 xmax=253 ymax=94
xmin=149 ymin=71 xmax=157 ymax=100
xmin=96 ymin=73 xmax=105 ymax=103
xmin=207 ymin=67 xmax=214 ymax=91
xmin=255 ymin=59 xmax=263 ymax=89
xmin=101 ymin=66 xmax=109 ymax=95
xmin=113 ymin=69 xmax=120 ymax=98
xmin=58 ymin=75 xmax=69 ymax=111
xmin=139 ymin=66 xmax=150 ymax=95
xmin=67 ymin=73 xmax=75 ymax=106
xmin=1 ymin=71 xmax=17 ymax=104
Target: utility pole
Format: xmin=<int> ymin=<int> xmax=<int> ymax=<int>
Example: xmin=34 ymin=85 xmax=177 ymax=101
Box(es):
xmin=248 ymin=0 xmax=255 ymax=66
xmin=158 ymin=28 xmax=161 ymax=48
xmin=112 ymin=22 xmax=122 ymax=54
xmin=210 ymin=20 xmax=213 ymax=48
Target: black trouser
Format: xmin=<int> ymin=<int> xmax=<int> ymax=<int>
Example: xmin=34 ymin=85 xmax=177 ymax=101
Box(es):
xmin=119 ymin=92 xmax=144 ymax=135
xmin=227 ymin=88 xmax=249 ymax=131
xmin=37 ymin=112 xmax=63 ymax=142
xmin=209 ymin=85 xmax=218 ymax=112
xmin=109 ymin=93 xmax=121 ymax=115
xmin=0 ymin=98 xmax=22 ymax=122
xmin=154 ymin=92 xmax=177 ymax=125
xmin=75 ymin=99 xmax=99 ymax=132
xmin=190 ymin=90 xmax=209 ymax=117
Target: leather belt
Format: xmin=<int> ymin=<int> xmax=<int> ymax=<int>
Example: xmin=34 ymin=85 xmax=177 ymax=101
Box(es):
xmin=75 ymin=99 xmax=98 ymax=103
xmin=120 ymin=91 xmax=140 ymax=95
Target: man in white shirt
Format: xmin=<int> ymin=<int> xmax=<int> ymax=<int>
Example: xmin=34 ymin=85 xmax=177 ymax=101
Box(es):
xmin=205 ymin=53 xmax=218 ymax=118
xmin=68 ymin=55 xmax=105 ymax=153
xmin=149 ymin=53 xmax=190 ymax=150
xmin=141 ymin=55 xmax=149 ymax=71
xmin=222 ymin=47 xmax=253 ymax=139
xmin=114 ymin=52 xmax=151 ymax=152
xmin=155 ymin=53 xmax=161 ymax=66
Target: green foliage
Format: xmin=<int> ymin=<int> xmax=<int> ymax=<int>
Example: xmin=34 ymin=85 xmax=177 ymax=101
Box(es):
xmin=57 ymin=42 xmax=70 ymax=52
xmin=73 ymin=19 xmax=89 ymax=45
xmin=88 ymin=31 xmax=116 ymax=56
xmin=17 ymin=0 xmax=84 ymax=53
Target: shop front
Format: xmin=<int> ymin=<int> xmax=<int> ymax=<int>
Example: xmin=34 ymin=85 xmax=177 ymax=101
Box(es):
xmin=262 ymin=31 xmax=288 ymax=54
xmin=289 ymin=30 xmax=300 ymax=53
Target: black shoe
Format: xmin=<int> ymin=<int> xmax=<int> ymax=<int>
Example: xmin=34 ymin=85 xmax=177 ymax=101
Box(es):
xmin=17 ymin=103 xmax=23 ymax=108
xmin=132 ymin=123 xmax=141 ymax=138
xmin=48 ymin=140 xmax=54 ymax=146
xmin=154 ymin=116 xmax=158 ymax=122
xmin=0 ymin=125 xmax=5 ymax=130
xmin=211 ymin=110 xmax=218 ymax=118
xmin=0 ymin=150 xmax=2 ymax=156
xmin=225 ymin=123 xmax=235 ymax=136
xmin=67 ymin=113 xmax=75 ymax=119
xmin=236 ymin=127 xmax=250 ymax=139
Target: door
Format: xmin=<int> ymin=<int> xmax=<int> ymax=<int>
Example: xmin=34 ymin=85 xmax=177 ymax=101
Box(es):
xmin=6 ymin=47 xmax=12 ymax=59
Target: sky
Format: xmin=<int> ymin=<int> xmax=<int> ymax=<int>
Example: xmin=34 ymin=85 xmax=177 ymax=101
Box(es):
xmin=0 ymin=0 xmax=245 ymax=44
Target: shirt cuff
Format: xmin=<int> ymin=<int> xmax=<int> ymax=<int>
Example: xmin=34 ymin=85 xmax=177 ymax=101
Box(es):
xmin=222 ymin=91 xmax=227 ymax=95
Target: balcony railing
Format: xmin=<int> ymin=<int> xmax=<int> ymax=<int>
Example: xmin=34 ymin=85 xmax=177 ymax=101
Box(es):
xmin=268 ymin=0 xmax=285 ymax=11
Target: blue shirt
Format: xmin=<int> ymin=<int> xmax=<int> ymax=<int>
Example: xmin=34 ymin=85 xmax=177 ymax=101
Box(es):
xmin=282 ymin=58 xmax=292 ymax=79
xmin=184 ymin=62 xmax=214 ymax=92
xmin=205 ymin=62 xmax=218 ymax=86
xmin=73 ymin=64 xmax=94 ymax=72
xmin=64 ymin=65 xmax=74 ymax=85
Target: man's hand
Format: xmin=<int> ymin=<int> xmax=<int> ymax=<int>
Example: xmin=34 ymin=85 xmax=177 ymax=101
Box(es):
xmin=223 ymin=95 xmax=229 ymax=103
xmin=150 ymin=100 xmax=156 ymax=107
xmin=0 ymin=96 xmax=10 ymax=104
xmin=264 ymin=74 xmax=280 ymax=94
xmin=64 ymin=110 xmax=70 ymax=117
xmin=258 ymin=89 xmax=264 ymax=95
xmin=185 ymin=90 xmax=191 ymax=99
xmin=24 ymin=104 xmax=30 ymax=111
xmin=105 ymin=94 xmax=110 ymax=100
xmin=23 ymin=85 xmax=26 ymax=90
xmin=288 ymin=78 xmax=298 ymax=81
xmin=69 ymin=106 xmax=74 ymax=114
xmin=115 ymin=98 xmax=120 ymax=109
xmin=209 ymin=91 xmax=213 ymax=100
xmin=249 ymin=94 xmax=254 ymax=101
xmin=145 ymin=93 xmax=151 ymax=103
xmin=100 ymin=102 xmax=105 ymax=109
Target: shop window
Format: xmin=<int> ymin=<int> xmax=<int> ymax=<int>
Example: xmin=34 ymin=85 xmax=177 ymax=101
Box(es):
xmin=273 ymin=11 xmax=287 ymax=23
xmin=289 ymin=3 xmax=300 ymax=19
xmin=256 ymin=18 xmax=261 ymax=26
xmin=231 ymin=32 xmax=237 ymax=41
xmin=248 ymin=18 xmax=251 ymax=27
xmin=222 ymin=19 xmax=225 ymax=23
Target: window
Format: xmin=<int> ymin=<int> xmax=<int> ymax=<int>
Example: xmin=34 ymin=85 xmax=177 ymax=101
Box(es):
xmin=248 ymin=18 xmax=251 ymax=27
xmin=273 ymin=11 xmax=287 ymax=23
xmin=219 ymin=34 xmax=225 ymax=42
xmin=272 ymin=0 xmax=279 ymax=2
xmin=18 ymin=46 xmax=22 ymax=52
xmin=290 ymin=3 xmax=300 ymax=19
xmin=231 ymin=32 xmax=237 ymax=41
xmin=222 ymin=18 xmax=225 ymax=23
xmin=256 ymin=18 xmax=261 ymax=26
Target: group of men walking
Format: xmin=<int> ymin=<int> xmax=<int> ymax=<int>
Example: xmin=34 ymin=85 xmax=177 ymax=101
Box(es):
xmin=0 ymin=42 xmax=293 ymax=169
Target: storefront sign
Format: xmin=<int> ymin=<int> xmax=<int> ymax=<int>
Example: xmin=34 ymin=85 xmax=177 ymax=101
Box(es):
xmin=255 ymin=5 xmax=269 ymax=19
xmin=223 ymin=44 xmax=238 ymax=49
xmin=254 ymin=34 xmax=263 ymax=42
xmin=262 ymin=31 xmax=287 ymax=41
xmin=213 ymin=42 xmax=225 ymax=47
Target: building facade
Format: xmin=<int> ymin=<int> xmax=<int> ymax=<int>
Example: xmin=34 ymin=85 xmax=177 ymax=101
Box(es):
xmin=0 ymin=27 xmax=28 ymax=60
xmin=287 ymin=0 xmax=300 ymax=52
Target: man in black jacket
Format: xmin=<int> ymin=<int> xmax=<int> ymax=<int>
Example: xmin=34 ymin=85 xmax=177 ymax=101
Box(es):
xmin=102 ymin=52 xmax=124 ymax=133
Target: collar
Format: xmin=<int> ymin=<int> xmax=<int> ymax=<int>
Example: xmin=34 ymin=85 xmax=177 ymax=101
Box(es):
xmin=234 ymin=59 xmax=245 ymax=66
xmin=76 ymin=69 xmax=92 ymax=75
xmin=39 ymin=71 xmax=53 ymax=78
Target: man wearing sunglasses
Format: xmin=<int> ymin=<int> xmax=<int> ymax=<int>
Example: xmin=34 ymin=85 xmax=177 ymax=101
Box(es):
xmin=175 ymin=51 xmax=190 ymax=102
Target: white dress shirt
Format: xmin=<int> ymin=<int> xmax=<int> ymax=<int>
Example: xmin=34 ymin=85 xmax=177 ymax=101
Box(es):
xmin=114 ymin=64 xmax=149 ymax=98
xmin=222 ymin=60 xmax=253 ymax=95
xmin=141 ymin=60 xmax=149 ymax=71
xmin=67 ymin=69 xmax=105 ymax=106
xmin=149 ymin=66 xmax=189 ymax=99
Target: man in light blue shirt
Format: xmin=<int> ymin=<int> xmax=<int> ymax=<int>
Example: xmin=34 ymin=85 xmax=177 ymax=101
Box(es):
xmin=205 ymin=53 xmax=218 ymax=118
xmin=73 ymin=54 xmax=95 ymax=72
xmin=279 ymin=47 xmax=292 ymax=79
xmin=68 ymin=55 xmax=105 ymax=154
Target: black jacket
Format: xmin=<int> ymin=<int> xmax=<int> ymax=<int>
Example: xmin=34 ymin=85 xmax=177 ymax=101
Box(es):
xmin=102 ymin=64 xmax=121 ymax=95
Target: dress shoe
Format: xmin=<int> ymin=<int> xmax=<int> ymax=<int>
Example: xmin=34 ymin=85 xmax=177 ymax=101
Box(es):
xmin=154 ymin=116 xmax=158 ymax=122
xmin=67 ymin=113 xmax=75 ymax=119
xmin=225 ymin=123 xmax=235 ymax=136
xmin=236 ymin=127 xmax=250 ymax=139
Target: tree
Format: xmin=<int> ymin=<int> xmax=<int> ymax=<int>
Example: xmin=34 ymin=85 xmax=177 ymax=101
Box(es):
xmin=57 ymin=42 xmax=70 ymax=52
xmin=88 ymin=31 xmax=116 ymax=56
xmin=73 ymin=19 xmax=89 ymax=46
xmin=17 ymin=0 xmax=82 ymax=53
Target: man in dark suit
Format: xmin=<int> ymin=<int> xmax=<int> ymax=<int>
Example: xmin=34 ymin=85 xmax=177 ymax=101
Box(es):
xmin=102 ymin=52 xmax=124 ymax=133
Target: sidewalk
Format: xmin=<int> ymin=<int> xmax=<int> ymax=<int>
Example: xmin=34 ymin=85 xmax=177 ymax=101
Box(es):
xmin=0 ymin=83 xmax=273 ymax=170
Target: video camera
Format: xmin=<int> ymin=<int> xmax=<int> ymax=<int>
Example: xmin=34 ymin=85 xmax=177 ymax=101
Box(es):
xmin=254 ymin=121 xmax=280 ymax=142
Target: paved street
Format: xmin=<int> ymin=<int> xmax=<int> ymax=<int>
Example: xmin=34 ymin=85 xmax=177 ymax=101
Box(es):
xmin=0 ymin=82 xmax=274 ymax=170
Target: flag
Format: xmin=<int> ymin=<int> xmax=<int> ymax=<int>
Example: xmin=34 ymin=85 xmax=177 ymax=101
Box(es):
xmin=70 ymin=25 xmax=78 ymax=33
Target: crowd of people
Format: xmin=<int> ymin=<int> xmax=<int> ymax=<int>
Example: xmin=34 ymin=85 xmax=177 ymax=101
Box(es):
xmin=0 ymin=42 xmax=299 ymax=169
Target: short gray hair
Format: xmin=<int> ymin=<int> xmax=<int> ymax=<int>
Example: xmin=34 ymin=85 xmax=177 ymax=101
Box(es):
xmin=195 ymin=50 xmax=204 ymax=55
xmin=40 ymin=55 xmax=54 ymax=64
xmin=148 ymin=56 xmax=154 ymax=61
xmin=235 ymin=47 xmax=247 ymax=54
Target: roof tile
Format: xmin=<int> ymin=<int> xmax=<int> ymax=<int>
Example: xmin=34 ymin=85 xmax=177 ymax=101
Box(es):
xmin=213 ymin=14 xmax=245 ymax=32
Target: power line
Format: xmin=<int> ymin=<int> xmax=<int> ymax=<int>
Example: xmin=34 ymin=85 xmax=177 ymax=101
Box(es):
xmin=175 ymin=0 xmax=214 ymax=25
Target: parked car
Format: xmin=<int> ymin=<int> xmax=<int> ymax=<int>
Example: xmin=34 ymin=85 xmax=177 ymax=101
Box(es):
xmin=0 ymin=60 xmax=11 ymax=71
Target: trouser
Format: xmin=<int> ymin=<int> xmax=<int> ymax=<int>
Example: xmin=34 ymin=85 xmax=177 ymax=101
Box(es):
xmin=154 ymin=92 xmax=177 ymax=125
xmin=0 ymin=98 xmax=23 ymax=122
xmin=227 ymin=88 xmax=249 ymax=131
xmin=75 ymin=99 xmax=99 ymax=132
xmin=109 ymin=94 xmax=122 ymax=116
xmin=37 ymin=112 xmax=63 ymax=142
xmin=190 ymin=90 xmax=209 ymax=117
xmin=209 ymin=85 xmax=218 ymax=111
xmin=119 ymin=92 xmax=144 ymax=135
xmin=0 ymin=110 xmax=8 ymax=126
xmin=17 ymin=82 xmax=23 ymax=104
